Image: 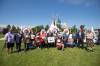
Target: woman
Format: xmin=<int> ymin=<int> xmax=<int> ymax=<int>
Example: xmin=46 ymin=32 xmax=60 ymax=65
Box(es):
xmin=35 ymin=32 xmax=44 ymax=49
xmin=67 ymin=31 xmax=74 ymax=47
xmin=4 ymin=29 xmax=15 ymax=54
xmin=40 ymin=29 xmax=47 ymax=48
xmin=86 ymin=29 xmax=94 ymax=51
xmin=35 ymin=33 xmax=41 ymax=48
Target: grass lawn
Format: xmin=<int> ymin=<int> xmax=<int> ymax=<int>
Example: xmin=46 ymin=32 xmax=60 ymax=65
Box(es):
xmin=0 ymin=33 xmax=4 ymax=38
xmin=0 ymin=35 xmax=100 ymax=66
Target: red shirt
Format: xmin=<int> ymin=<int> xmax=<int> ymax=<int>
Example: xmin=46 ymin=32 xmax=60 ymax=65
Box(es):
xmin=39 ymin=36 xmax=44 ymax=43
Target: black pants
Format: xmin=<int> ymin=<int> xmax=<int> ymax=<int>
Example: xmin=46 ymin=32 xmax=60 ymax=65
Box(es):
xmin=78 ymin=39 xmax=84 ymax=48
xmin=48 ymin=43 xmax=55 ymax=47
xmin=16 ymin=43 xmax=21 ymax=52
xmin=97 ymin=38 xmax=100 ymax=45
xmin=7 ymin=43 xmax=14 ymax=49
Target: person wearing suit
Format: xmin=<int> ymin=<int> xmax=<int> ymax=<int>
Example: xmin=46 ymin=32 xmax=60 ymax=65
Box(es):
xmin=77 ymin=30 xmax=85 ymax=49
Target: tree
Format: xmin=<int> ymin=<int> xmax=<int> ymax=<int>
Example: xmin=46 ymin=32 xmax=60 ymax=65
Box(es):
xmin=56 ymin=18 xmax=62 ymax=31
xmin=71 ymin=25 xmax=77 ymax=33
xmin=56 ymin=18 xmax=61 ymax=25
xmin=32 ymin=27 xmax=36 ymax=33
xmin=6 ymin=25 xmax=11 ymax=30
xmin=45 ymin=25 xmax=49 ymax=31
xmin=32 ymin=25 xmax=44 ymax=33
xmin=2 ymin=28 xmax=8 ymax=34
xmin=16 ymin=27 xmax=21 ymax=32
xmin=2 ymin=25 xmax=12 ymax=34
xmin=12 ymin=25 xmax=17 ymax=33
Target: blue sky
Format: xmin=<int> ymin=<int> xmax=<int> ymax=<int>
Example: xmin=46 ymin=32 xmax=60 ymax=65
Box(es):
xmin=0 ymin=0 xmax=100 ymax=28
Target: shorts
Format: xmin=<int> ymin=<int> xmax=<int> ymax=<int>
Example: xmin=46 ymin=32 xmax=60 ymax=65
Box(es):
xmin=7 ymin=43 xmax=14 ymax=49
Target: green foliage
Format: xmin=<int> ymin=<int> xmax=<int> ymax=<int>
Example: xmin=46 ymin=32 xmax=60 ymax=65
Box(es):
xmin=6 ymin=25 xmax=11 ymax=30
xmin=71 ymin=25 xmax=77 ymax=33
xmin=32 ymin=25 xmax=44 ymax=33
xmin=0 ymin=34 xmax=4 ymax=38
xmin=4 ymin=25 xmax=21 ymax=33
xmin=56 ymin=18 xmax=63 ymax=31
xmin=45 ymin=25 xmax=49 ymax=31
xmin=12 ymin=25 xmax=17 ymax=33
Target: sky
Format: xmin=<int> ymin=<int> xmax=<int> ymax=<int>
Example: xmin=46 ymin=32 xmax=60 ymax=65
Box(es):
xmin=0 ymin=0 xmax=100 ymax=28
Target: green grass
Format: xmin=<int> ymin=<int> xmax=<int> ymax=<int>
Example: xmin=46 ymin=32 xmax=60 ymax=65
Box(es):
xmin=0 ymin=34 xmax=100 ymax=66
xmin=0 ymin=33 xmax=4 ymax=38
xmin=0 ymin=40 xmax=100 ymax=66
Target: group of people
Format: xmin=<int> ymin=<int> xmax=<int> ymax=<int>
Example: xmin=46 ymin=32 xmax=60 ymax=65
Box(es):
xmin=4 ymin=27 xmax=98 ymax=54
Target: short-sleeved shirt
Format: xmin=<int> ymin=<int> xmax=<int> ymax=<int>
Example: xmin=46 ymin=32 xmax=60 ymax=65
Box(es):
xmin=5 ymin=32 xmax=14 ymax=43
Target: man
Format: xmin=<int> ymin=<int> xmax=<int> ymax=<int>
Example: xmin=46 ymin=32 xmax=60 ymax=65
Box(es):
xmin=4 ymin=29 xmax=15 ymax=54
xmin=77 ymin=29 xmax=85 ymax=49
xmin=15 ymin=31 xmax=22 ymax=52
xmin=62 ymin=29 xmax=69 ymax=47
xmin=73 ymin=32 xmax=78 ymax=47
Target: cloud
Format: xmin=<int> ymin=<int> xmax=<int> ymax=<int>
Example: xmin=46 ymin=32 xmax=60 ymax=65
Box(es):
xmin=65 ymin=0 xmax=84 ymax=5
xmin=84 ymin=0 xmax=97 ymax=7
xmin=57 ymin=0 xmax=99 ymax=7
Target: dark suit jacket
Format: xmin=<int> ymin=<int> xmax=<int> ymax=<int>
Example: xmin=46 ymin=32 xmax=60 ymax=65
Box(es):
xmin=76 ymin=32 xmax=85 ymax=40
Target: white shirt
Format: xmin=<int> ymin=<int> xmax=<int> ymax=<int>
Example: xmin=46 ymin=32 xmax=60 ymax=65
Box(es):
xmin=68 ymin=34 xmax=73 ymax=39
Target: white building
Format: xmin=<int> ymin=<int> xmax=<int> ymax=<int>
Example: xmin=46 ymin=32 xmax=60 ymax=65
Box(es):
xmin=47 ymin=18 xmax=59 ymax=33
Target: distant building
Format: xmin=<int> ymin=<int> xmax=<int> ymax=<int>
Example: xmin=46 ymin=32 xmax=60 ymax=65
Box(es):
xmin=0 ymin=27 xmax=4 ymax=33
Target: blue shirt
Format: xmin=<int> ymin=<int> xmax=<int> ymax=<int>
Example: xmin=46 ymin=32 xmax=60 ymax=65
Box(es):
xmin=15 ymin=33 xmax=22 ymax=43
